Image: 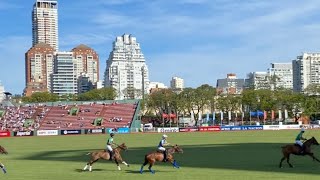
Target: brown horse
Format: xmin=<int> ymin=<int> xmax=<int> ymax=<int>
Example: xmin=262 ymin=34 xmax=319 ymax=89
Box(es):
xmin=0 ymin=146 xmax=7 ymax=155
xmin=0 ymin=145 xmax=8 ymax=174
xmin=279 ymin=137 xmax=320 ymax=168
xmin=83 ymin=143 xmax=129 ymax=172
xmin=140 ymin=144 xmax=183 ymax=174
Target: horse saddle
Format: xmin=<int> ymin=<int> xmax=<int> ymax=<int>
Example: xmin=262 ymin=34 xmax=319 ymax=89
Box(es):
xmin=293 ymin=144 xmax=305 ymax=154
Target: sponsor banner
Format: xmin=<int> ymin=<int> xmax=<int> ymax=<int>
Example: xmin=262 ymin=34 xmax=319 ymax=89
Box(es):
xmin=61 ymin=130 xmax=81 ymax=135
xmin=221 ymin=126 xmax=263 ymax=131
xmin=179 ymin=127 xmax=199 ymax=132
xmin=107 ymin=127 xmax=130 ymax=134
xmin=199 ymin=126 xmax=221 ymax=132
xmin=0 ymin=131 xmax=10 ymax=137
xmin=263 ymin=125 xmax=280 ymax=130
xmin=310 ymin=125 xmax=320 ymax=129
xmin=85 ymin=129 xmax=105 ymax=134
xmin=14 ymin=131 xmax=34 ymax=136
xmin=37 ymin=130 xmax=58 ymax=136
xmin=157 ymin=127 xmax=179 ymax=133
xmin=280 ymin=125 xmax=301 ymax=130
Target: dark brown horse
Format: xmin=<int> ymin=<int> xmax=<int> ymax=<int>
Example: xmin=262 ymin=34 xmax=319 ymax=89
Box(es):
xmin=279 ymin=137 xmax=320 ymax=168
xmin=0 ymin=145 xmax=8 ymax=174
xmin=83 ymin=143 xmax=129 ymax=172
xmin=140 ymin=144 xmax=183 ymax=174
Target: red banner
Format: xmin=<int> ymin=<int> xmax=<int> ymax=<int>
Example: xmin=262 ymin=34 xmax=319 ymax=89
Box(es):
xmin=162 ymin=113 xmax=177 ymax=118
xmin=0 ymin=131 xmax=10 ymax=137
xmin=199 ymin=126 xmax=221 ymax=132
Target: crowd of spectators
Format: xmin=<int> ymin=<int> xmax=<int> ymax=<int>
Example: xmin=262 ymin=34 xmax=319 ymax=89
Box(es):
xmin=0 ymin=105 xmax=49 ymax=132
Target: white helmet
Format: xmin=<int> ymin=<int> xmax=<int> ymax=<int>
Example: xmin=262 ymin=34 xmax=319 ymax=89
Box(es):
xmin=301 ymin=128 xmax=305 ymax=132
xmin=162 ymin=134 xmax=168 ymax=138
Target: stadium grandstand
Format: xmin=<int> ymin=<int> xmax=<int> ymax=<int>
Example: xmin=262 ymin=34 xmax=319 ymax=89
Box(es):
xmin=0 ymin=100 xmax=141 ymax=132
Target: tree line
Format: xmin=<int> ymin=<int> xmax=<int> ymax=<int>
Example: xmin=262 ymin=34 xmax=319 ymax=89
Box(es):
xmin=17 ymin=84 xmax=320 ymax=125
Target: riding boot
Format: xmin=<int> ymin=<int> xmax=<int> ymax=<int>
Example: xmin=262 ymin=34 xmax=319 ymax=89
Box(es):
xmin=109 ymin=151 xmax=114 ymax=161
xmin=301 ymin=145 xmax=305 ymax=154
xmin=163 ymin=151 xmax=167 ymax=162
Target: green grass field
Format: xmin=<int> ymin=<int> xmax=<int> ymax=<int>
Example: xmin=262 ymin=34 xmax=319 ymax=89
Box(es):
xmin=1 ymin=130 xmax=320 ymax=180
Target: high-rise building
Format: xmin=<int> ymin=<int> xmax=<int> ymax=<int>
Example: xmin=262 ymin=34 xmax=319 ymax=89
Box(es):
xmin=170 ymin=77 xmax=184 ymax=90
xmin=0 ymin=82 xmax=4 ymax=102
xmin=245 ymin=72 xmax=270 ymax=90
xmin=51 ymin=52 xmax=78 ymax=96
xmin=216 ymin=73 xmax=245 ymax=95
xmin=293 ymin=53 xmax=320 ymax=92
xmin=32 ymin=0 xmax=58 ymax=51
xmin=268 ymin=63 xmax=293 ymax=90
xmin=71 ymin=44 xmax=99 ymax=84
xmin=78 ymin=73 xmax=93 ymax=94
xmin=104 ymin=34 xmax=150 ymax=100
xmin=24 ymin=43 xmax=55 ymax=96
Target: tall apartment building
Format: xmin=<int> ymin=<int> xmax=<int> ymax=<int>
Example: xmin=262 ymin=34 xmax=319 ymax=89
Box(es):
xmin=293 ymin=53 xmax=320 ymax=92
xmin=24 ymin=43 xmax=55 ymax=96
xmin=170 ymin=77 xmax=184 ymax=90
xmin=216 ymin=73 xmax=245 ymax=95
xmin=32 ymin=0 xmax=58 ymax=51
xmin=71 ymin=44 xmax=99 ymax=84
xmin=104 ymin=34 xmax=150 ymax=100
xmin=0 ymin=82 xmax=4 ymax=102
xmin=268 ymin=63 xmax=293 ymax=90
xmin=245 ymin=72 xmax=270 ymax=90
xmin=51 ymin=52 xmax=78 ymax=96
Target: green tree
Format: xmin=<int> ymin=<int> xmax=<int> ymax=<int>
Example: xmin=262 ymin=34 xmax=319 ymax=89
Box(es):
xmin=78 ymin=87 xmax=117 ymax=101
xmin=22 ymin=92 xmax=59 ymax=103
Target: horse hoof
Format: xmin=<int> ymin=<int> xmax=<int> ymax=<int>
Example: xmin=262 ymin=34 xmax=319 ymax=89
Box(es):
xmin=127 ymin=164 xmax=130 ymax=167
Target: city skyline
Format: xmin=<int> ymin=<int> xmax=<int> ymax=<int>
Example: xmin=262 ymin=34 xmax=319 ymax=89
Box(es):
xmin=1 ymin=0 xmax=320 ymax=94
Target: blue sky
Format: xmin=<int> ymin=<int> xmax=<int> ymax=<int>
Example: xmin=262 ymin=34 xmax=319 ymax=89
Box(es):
xmin=1 ymin=0 xmax=320 ymax=94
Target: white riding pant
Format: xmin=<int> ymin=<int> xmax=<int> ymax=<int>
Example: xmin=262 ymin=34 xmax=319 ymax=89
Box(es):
xmin=295 ymin=140 xmax=303 ymax=147
xmin=158 ymin=147 xmax=166 ymax=151
xmin=106 ymin=145 xmax=113 ymax=152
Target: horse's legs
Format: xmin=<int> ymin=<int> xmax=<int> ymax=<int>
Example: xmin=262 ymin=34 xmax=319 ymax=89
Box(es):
xmin=168 ymin=158 xmax=179 ymax=168
xmin=116 ymin=156 xmax=130 ymax=167
xmin=115 ymin=159 xmax=121 ymax=171
xmin=307 ymin=153 xmax=320 ymax=163
xmin=286 ymin=154 xmax=293 ymax=168
xmin=84 ymin=158 xmax=99 ymax=172
xmin=148 ymin=160 xmax=155 ymax=174
xmin=279 ymin=156 xmax=286 ymax=168
xmin=140 ymin=159 xmax=148 ymax=174
xmin=122 ymin=161 xmax=129 ymax=167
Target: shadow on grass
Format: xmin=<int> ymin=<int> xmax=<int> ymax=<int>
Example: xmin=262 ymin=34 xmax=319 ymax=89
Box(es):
xmin=74 ymin=168 xmax=110 ymax=172
xmin=21 ymin=143 xmax=320 ymax=175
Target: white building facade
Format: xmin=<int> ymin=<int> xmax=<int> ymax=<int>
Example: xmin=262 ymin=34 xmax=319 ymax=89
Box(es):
xmin=293 ymin=53 xmax=320 ymax=92
xmin=32 ymin=0 xmax=59 ymax=51
xmin=104 ymin=34 xmax=150 ymax=100
xmin=0 ymin=83 xmax=4 ymax=102
xmin=245 ymin=72 xmax=270 ymax=90
xmin=170 ymin=77 xmax=184 ymax=89
xmin=268 ymin=63 xmax=293 ymax=90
